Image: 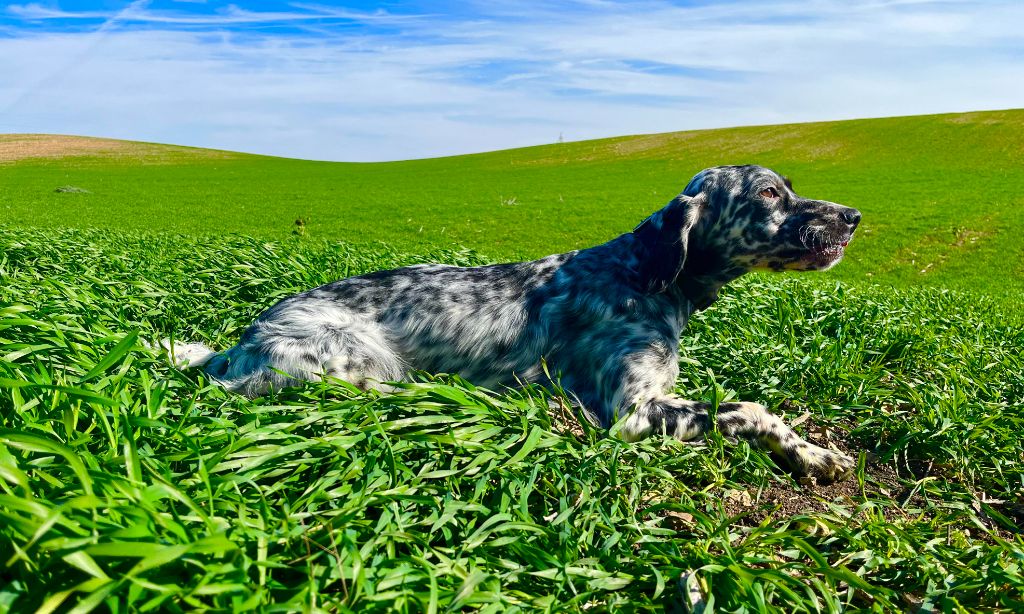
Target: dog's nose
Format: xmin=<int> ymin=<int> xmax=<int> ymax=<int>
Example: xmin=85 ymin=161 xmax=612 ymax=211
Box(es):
xmin=840 ymin=207 xmax=861 ymax=227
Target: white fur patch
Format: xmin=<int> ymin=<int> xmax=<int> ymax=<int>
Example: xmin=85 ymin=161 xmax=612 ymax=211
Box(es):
xmin=161 ymin=340 xmax=217 ymax=369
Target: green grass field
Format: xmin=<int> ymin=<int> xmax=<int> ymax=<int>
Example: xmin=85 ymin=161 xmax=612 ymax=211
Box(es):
xmin=1 ymin=112 xmax=1023 ymax=611
xmin=2 ymin=228 xmax=1022 ymax=611
xmin=3 ymin=109 xmax=1024 ymax=300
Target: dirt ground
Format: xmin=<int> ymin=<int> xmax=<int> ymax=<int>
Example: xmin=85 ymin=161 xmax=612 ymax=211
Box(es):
xmin=0 ymin=134 xmax=235 ymax=163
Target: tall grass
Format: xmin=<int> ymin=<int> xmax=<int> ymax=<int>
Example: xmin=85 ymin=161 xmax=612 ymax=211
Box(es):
xmin=1 ymin=227 xmax=1023 ymax=611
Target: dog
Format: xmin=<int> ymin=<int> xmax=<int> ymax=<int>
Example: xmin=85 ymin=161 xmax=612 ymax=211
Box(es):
xmin=168 ymin=165 xmax=862 ymax=483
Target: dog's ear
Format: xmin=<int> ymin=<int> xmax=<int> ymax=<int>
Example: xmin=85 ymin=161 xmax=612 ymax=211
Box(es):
xmin=633 ymin=194 xmax=705 ymax=294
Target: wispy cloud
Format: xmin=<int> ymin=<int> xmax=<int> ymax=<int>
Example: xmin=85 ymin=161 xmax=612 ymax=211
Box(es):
xmin=0 ymin=1 xmax=1021 ymax=161
xmin=7 ymin=2 xmax=419 ymax=25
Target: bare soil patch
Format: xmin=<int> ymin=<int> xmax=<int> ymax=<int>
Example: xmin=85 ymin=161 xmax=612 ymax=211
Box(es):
xmin=0 ymin=134 xmax=237 ymax=164
xmin=726 ymin=454 xmax=911 ymax=526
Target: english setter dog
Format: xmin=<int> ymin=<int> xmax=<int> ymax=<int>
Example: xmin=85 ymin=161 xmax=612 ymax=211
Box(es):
xmin=170 ymin=165 xmax=862 ymax=482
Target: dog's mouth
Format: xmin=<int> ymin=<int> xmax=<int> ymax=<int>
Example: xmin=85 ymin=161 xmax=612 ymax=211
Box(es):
xmin=799 ymin=227 xmax=852 ymax=269
xmin=806 ymin=241 xmax=847 ymax=266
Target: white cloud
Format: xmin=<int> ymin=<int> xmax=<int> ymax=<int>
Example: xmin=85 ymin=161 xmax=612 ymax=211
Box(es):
xmin=0 ymin=0 xmax=1021 ymax=161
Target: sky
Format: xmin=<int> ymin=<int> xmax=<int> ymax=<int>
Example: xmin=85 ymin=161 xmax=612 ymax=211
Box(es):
xmin=0 ymin=0 xmax=1021 ymax=162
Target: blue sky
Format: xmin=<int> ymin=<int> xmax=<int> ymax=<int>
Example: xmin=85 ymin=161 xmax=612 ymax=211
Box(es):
xmin=1 ymin=1 xmax=1021 ymax=161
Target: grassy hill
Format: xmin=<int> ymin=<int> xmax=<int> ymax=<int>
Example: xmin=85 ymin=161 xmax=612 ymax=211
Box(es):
xmin=3 ymin=108 xmax=1024 ymax=300
xmin=2 ymin=113 xmax=1024 ymax=611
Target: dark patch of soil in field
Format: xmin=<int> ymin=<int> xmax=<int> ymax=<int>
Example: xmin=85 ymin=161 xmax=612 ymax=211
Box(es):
xmin=715 ymin=420 xmax=1016 ymax=539
xmin=720 ymin=422 xmax=920 ymax=525
xmin=649 ymin=418 xmax=927 ymax=532
xmin=727 ymin=452 xmax=911 ymax=526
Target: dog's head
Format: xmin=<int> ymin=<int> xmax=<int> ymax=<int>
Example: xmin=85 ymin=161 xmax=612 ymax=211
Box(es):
xmin=634 ymin=165 xmax=861 ymax=300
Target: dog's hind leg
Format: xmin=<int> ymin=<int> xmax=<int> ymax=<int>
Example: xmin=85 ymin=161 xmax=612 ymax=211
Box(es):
xmin=207 ymin=319 xmax=406 ymax=397
xmin=320 ymin=325 xmax=407 ymax=392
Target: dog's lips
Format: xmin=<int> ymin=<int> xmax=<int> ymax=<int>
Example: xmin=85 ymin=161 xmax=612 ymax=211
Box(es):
xmin=796 ymin=230 xmax=853 ymax=269
xmin=806 ymin=244 xmax=845 ymax=267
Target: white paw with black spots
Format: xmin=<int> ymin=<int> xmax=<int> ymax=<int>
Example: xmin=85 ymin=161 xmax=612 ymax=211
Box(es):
xmin=793 ymin=443 xmax=855 ymax=484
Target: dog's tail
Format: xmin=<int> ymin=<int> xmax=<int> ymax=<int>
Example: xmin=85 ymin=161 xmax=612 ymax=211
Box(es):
xmin=159 ymin=339 xmax=220 ymax=370
xmin=157 ymin=339 xmax=260 ymax=395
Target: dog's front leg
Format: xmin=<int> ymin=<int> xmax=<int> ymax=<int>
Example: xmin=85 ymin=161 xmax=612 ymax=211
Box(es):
xmin=620 ymin=397 xmax=855 ymax=483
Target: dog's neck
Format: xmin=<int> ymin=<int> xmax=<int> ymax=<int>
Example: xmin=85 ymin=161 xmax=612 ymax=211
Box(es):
xmin=624 ymin=220 xmax=746 ymax=312
xmin=675 ymin=244 xmax=746 ymax=312
xmin=676 ymin=276 xmax=722 ymax=311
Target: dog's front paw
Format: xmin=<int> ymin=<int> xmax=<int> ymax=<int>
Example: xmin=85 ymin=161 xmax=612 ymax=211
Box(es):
xmin=791 ymin=443 xmax=855 ymax=484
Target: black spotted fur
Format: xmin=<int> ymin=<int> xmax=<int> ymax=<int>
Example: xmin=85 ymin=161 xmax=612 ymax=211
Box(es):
xmin=168 ymin=165 xmax=862 ymax=482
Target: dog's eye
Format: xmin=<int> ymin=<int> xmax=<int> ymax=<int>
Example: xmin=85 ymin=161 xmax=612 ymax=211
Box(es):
xmin=759 ymin=187 xmax=780 ymax=199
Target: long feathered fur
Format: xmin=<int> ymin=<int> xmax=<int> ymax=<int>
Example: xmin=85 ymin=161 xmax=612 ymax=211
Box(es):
xmin=166 ymin=165 xmax=863 ymax=482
